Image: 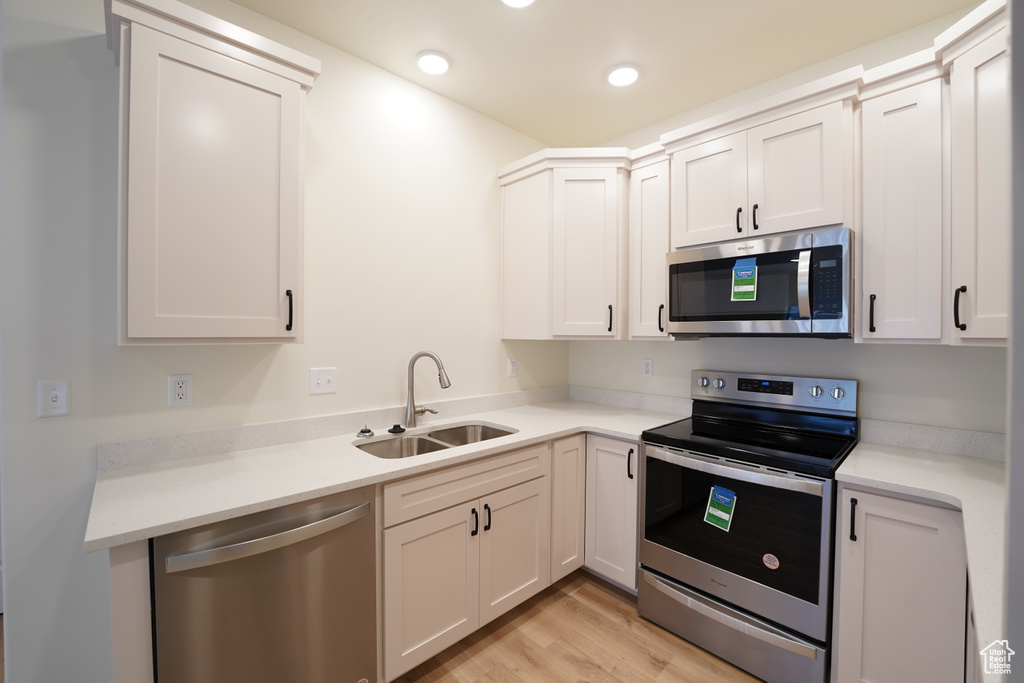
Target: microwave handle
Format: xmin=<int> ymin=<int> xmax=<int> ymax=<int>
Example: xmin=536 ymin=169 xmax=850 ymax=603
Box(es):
xmin=797 ymin=249 xmax=812 ymax=319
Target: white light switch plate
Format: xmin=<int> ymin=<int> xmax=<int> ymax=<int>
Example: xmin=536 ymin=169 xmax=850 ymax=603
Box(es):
xmin=37 ymin=380 xmax=69 ymax=417
xmin=309 ymin=367 xmax=337 ymax=395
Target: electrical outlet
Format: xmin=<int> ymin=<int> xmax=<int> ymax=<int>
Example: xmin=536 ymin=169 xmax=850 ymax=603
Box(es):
xmin=309 ymin=367 xmax=337 ymax=395
xmin=507 ymin=359 xmax=518 ymax=377
xmin=168 ymin=374 xmax=192 ymax=407
xmin=37 ymin=380 xmax=70 ymax=418
xmin=641 ymin=358 xmax=654 ymax=378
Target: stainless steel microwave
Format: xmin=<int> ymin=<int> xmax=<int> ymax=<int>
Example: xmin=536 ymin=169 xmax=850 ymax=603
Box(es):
xmin=665 ymin=227 xmax=852 ymax=338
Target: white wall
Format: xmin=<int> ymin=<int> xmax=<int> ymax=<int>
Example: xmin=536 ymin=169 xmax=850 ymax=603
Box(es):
xmin=0 ymin=1 xmax=561 ymax=680
xmin=570 ymin=340 xmax=1006 ymax=433
xmin=1005 ymin=0 xmax=1022 ymax=657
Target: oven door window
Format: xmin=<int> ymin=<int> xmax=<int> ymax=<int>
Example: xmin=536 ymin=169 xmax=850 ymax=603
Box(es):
xmin=644 ymin=456 xmax=822 ymax=604
xmin=668 ymin=250 xmax=805 ymax=322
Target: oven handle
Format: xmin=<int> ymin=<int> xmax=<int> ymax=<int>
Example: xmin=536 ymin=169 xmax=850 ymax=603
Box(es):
xmin=645 ymin=446 xmax=823 ymax=496
xmin=797 ymin=249 xmax=812 ymax=319
xmin=642 ymin=571 xmax=820 ymax=660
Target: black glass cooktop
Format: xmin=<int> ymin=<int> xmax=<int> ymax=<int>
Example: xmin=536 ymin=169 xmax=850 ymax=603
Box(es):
xmin=642 ymin=400 xmax=859 ymax=478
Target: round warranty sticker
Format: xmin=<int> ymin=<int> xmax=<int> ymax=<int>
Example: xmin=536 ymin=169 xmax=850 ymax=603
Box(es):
xmin=762 ymin=553 xmax=780 ymax=570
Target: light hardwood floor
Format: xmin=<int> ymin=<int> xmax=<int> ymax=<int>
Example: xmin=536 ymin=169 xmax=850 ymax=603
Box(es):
xmin=393 ymin=572 xmax=762 ymax=683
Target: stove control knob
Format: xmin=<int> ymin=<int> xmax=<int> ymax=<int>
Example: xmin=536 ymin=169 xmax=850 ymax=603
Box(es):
xmin=697 ymin=376 xmax=710 ymax=388
xmin=830 ymin=386 xmax=846 ymax=400
xmin=712 ymin=378 xmax=725 ymax=390
xmin=809 ymin=385 xmax=824 ymax=398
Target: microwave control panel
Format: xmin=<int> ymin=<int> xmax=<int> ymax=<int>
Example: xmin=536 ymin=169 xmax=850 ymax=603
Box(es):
xmin=811 ymin=244 xmax=844 ymax=319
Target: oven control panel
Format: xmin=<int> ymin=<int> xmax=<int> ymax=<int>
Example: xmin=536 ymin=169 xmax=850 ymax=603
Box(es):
xmin=692 ymin=370 xmax=857 ymax=416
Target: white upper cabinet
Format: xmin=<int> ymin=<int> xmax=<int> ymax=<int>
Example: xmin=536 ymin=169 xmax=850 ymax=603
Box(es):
xmin=668 ymin=101 xmax=849 ymax=249
xmin=628 ymin=154 xmax=671 ymax=339
xmin=669 ymin=132 xmax=747 ymax=247
xmin=500 ymin=150 xmax=629 ymax=340
xmin=948 ymin=27 xmax=1010 ymax=343
xmin=552 ymin=167 xmax=624 ymax=337
xmin=860 ymin=80 xmax=944 ymax=341
xmin=106 ymin=0 xmax=320 ymax=343
xmin=747 ymin=102 xmax=847 ymax=235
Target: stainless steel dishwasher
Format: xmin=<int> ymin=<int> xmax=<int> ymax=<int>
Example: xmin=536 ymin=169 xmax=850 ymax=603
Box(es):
xmin=151 ymin=485 xmax=376 ymax=683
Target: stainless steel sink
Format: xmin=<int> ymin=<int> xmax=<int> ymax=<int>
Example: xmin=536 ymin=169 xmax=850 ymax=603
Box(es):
xmin=427 ymin=424 xmax=516 ymax=447
xmin=355 ymin=435 xmax=450 ymax=459
xmin=355 ymin=422 xmax=517 ymax=458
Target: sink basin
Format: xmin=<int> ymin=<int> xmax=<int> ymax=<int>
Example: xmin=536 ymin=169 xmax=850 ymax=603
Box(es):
xmin=355 ymin=423 xmax=518 ymax=458
xmin=427 ymin=424 xmax=516 ymax=447
xmin=356 ymin=435 xmax=450 ymax=459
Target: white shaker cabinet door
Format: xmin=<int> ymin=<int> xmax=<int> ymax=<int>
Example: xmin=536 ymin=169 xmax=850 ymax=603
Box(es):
xmin=747 ymin=101 xmax=847 ymax=236
xmin=552 ymin=167 xmax=623 ymax=337
xmin=383 ymin=501 xmax=480 ymax=681
xmin=629 ymin=159 xmax=671 ymax=338
xmin=670 ymin=132 xmax=747 ymax=248
xmin=478 ymin=478 xmax=550 ymax=626
xmin=125 ymin=24 xmax=303 ymax=340
xmin=832 ymin=488 xmax=966 ymax=683
xmin=860 ymin=80 xmax=943 ymax=341
xmin=585 ymin=435 xmax=639 ymax=591
xmin=950 ymin=28 xmax=1011 ymax=343
xmin=550 ymin=435 xmax=587 ymax=582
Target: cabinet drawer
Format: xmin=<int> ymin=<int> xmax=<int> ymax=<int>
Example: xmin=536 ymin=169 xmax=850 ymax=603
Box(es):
xmin=383 ymin=443 xmax=551 ymax=527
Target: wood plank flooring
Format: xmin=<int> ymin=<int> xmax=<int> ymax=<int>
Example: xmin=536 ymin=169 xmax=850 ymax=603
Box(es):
xmin=393 ymin=572 xmax=762 ymax=683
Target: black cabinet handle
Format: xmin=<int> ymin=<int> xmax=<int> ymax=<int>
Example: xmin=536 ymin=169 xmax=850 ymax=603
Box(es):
xmin=869 ymin=294 xmax=877 ymax=333
xmin=484 ymin=504 xmax=492 ymax=531
xmin=658 ymin=304 xmax=665 ymax=333
xmin=849 ymin=498 xmax=858 ymax=542
xmin=471 ymin=508 xmax=479 ymax=536
xmin=285 ymin=289 xmax=294 ymax=331
xmin=735 ymin=207 xmax=742 ymax=233
xmin=954 ymin=285 xmax=967 ymax=331
xmin=752 ymin=203 xmax=759 ymax=230
xmin=608 ymin=304 xmax=613 ymax=332
xmin=627 ymin=448 xmax=634 ymax=480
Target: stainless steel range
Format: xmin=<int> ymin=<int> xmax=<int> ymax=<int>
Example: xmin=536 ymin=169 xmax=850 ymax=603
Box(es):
xmin=638 ymin=370 xmax=858 ymax=683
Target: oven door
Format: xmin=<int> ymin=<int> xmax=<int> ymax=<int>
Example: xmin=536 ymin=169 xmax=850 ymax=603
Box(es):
xmin=639 ymin=444 xmax=833 ymax=641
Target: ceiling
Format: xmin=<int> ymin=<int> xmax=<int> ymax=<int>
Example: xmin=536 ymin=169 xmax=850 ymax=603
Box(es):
xmin=230 ymin=0 xmax=981 ymax=147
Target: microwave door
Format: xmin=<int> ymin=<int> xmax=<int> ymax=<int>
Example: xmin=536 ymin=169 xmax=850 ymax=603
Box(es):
xmin=667 ymin=248 xmax=812 ymax=336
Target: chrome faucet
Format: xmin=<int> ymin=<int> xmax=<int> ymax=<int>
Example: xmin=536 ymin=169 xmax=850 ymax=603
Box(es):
xmin=404 ymin=351 xmax=451 ymax=427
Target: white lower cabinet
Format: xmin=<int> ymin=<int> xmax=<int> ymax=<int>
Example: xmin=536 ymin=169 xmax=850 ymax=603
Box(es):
xmin=832 ymin=486 xmax=967 ymax=683
xmin=584 ymin=435 xmax=639 ymax=591
xmin=550 ymin=435 xmax=587 ymax=581
xmin=382 ymin=445 xmax=550 ymax=681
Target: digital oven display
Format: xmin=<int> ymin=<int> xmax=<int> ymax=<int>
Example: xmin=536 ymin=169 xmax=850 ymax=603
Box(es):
xmin=737 ymin=378 xmax=794 ymax=396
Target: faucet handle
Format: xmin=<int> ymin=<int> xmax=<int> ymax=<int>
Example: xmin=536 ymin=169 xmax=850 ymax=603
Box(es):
xmin=415 ymin=405 xmax=438 ymax=417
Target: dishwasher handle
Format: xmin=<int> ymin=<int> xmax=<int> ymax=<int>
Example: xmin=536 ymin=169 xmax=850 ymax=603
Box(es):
xmin=164 ymin=501 xmax=371 ymax=574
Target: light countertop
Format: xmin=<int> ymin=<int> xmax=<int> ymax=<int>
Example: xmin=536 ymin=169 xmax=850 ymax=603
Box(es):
xmin=837 ymin=443 xmax=1006 ymax=671
xmin=86 ymin=399 xmax=1007 ymax=672
xmin=85 ymin=400 xmax=678 ymax=552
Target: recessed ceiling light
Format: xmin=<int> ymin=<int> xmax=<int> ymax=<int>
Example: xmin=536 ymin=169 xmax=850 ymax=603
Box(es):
xmin=417 ymin=50 xmax=450 ymax=75
xmin=502 ymin=0 xmax=535 ymax=7
xmin=607 ymin=64 xmax=639 ymax=87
